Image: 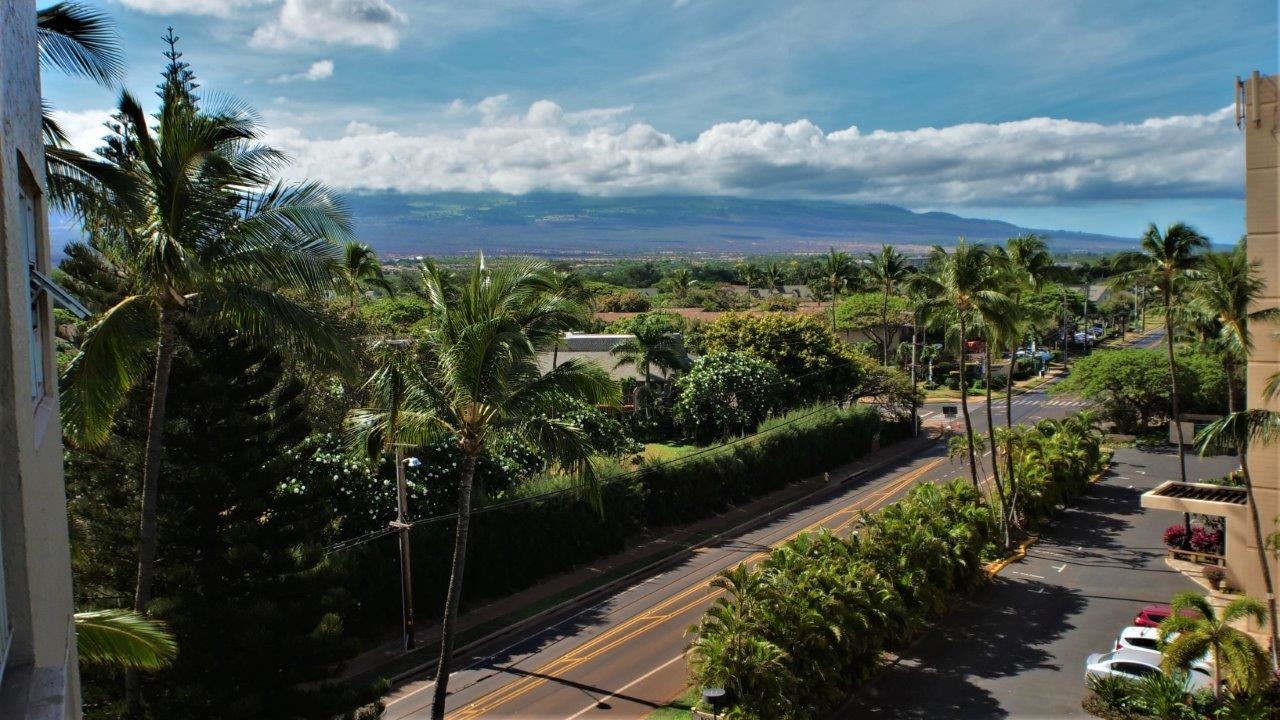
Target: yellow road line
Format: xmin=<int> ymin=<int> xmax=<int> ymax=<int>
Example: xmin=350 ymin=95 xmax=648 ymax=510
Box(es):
xmin=445 ymin=452 xmax=948 ymax=719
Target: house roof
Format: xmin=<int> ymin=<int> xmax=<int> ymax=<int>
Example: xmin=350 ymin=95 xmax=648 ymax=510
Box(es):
xmin=1148 ymin=482 xmax=1247 ymax=506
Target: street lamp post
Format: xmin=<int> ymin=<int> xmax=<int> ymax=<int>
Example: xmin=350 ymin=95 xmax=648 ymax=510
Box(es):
xmin=393 ymin=447 xmax=419 ymax=651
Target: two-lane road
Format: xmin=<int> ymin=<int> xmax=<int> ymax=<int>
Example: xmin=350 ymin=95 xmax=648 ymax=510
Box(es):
xmin=383 ymin=383 xmax=1083 ymax=720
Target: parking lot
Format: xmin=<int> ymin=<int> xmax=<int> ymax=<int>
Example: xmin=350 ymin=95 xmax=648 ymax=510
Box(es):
xmin=836 ymin=446 xmax=1239 ymax=719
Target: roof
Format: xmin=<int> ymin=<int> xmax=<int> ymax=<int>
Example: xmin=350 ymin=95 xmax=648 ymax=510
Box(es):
xmin=1148 ymin=482 xmax=1247 ymax=506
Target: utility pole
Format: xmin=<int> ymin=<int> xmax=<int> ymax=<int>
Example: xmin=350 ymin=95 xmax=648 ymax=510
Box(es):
xmin=393 ymin=446 xmax=417 ymax=651
xmin=1061 ymin=287 xmax=1070 ymax=370
xmin=909 ymin=309 xmax=919 ymax=437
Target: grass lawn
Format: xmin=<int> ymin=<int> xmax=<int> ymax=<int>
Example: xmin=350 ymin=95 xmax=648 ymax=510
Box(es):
xmin=643 ymin=687 xmax=700 ymax=720
xmin=643 ymin=442 xmax=698 ymax=462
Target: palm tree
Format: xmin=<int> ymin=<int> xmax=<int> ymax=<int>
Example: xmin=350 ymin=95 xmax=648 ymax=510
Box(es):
xmin=75 ymin=609 xmax=176 ymax=671
xmin=995 ymin=235 xmax=1053 ymax=526
xmin=1159 ymin=591 xmax=1271 ymax=699
xmin=737 ymin=261 xmax=762 ymax=295
xmin=908 ymin=240 xmax=1014 ymax=489
xmin=762 ymin=261 xmax=786 ymax=296
xmin=343 ymin=241 xmax=394 ymax=308
xmin=345 ymin=255 xmax=618 ymax=720
xmin=865 ymin=245 xmax=910 ymax=365
xmin=611 ymin=325 xmax=689 ymax=408
xmin=1118 ymin=223 xmax=1208 ymax=484
xmin=1197 ymin=407 xmax=1280 ymax=669
xmin=817 ymin=248 xmax=856 ymax=333
xmin=665 ymin=267 xmax=696 ymax=300
xmin=36 ymin=2 xmax=134 ymax=213
xmin=57 ymin=43 xmax=353 ymax=712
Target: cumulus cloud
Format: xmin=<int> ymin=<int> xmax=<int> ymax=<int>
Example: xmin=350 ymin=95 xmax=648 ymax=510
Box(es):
xmin=268 ymin=59 xmax=335 ymax=84
xmin=53 ymin=101 xmax=1242 ymax=209
xmin=261 ymin=100 xmax=1240 ymax=206
xmin=116 ymin=0 xmax=269 ymax=16
xmin=251 ymin=0 xmax=408 ymax=50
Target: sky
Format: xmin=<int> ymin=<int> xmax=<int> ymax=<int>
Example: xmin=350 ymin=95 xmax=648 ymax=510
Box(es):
xmin=43 ymin=0 xmax=1280 ymax=245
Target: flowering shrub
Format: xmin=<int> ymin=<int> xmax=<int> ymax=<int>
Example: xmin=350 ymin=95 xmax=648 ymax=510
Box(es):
xmin=1190 ymin=525 xmax=1223 ymax=554
xmin=1163 ymin=524 xmax=1187 ymax=548
xmin=673 ymin=352 xmax=784 ymax=444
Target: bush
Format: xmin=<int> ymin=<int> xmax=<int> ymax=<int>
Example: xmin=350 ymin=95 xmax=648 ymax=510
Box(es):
xmin=756 ymin=294 xmax=799 ymax=311
xmin=1190 ymin=525 xmax=1223 ymax=554
xmin=1163 ymin=524 xmax=1187 ymax=549
xmin=598 ymin=290 xmax=652 ymax=312
xmin=1202 ymin=565 xmax=1226 ymax=585
xmin=673 ymin=352 xmax=785 ymax=444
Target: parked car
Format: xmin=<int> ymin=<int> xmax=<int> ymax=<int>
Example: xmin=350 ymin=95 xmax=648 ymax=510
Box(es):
xmin=1085 ymin=648 xmax=1214 ymax=690
xmin=1113 ymin=627 xmax=1211 ymax=668
xmin=1133 ymin=604 xmax=1199 ymax=628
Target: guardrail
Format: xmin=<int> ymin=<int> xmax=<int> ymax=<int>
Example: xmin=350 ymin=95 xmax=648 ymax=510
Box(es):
xmin=1167 ymin=547 xmax=1225 ymax=567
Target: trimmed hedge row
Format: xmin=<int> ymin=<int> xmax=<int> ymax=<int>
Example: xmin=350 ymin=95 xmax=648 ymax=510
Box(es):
xmin=336 ymin=405 xmax=905 ymax=635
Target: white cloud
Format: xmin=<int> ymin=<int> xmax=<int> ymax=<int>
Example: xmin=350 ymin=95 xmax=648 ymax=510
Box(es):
xmin=115 ymin=0 xmax=269 ymax=17
xmin=50 ymin=109 xmax=116 ymax=157
xmin=261 ymin=100 xmax=1241 ymax=207
xmin=268 ymin=59 xmax=335 ymax=84
xmin=52 ymin=101 xmax=1243 ymax=210
xmin=251 ymin=0 xmax=408 ymax=50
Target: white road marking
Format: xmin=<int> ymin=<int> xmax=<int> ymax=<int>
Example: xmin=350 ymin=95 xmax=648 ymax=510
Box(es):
xmin=1012 ymin=571 xmax=1045 ymax=579
xmin=564 ymin=654 xmax=686 ymax=720
xmin=1054 ymin=564 xmax=1067 ymax=573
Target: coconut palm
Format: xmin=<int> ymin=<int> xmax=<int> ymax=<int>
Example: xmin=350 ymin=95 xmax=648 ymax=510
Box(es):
xmin=865 ymin=244 xmax=911 ymax=365
xmin=345 ymin=255 xmax=618 ymax=720
xmin=737 ymin=261 xmax=762 ymax=294
xmin=58 ymin=47 xmax=352 ymax=715
xmin=1197 ymin=408 xmax=1280 ymax=669
xmin=343 ymin=241 xmax=394 ymax=308
xmin=1187 ymin=243 xmax=1280 ymax=666
xmin=908 ymin=240 xmax=1014 ymax=489
xmin=762 ymin=261 xmax=786 ymax=296
xmin=1117 ymin=223 xmax=1208 ymax=484
xmin=664 ymin=267 xmax=696 ymax=300
xmin=994 ymin=235 xmax=1054 ymax=527
xmin=611 ymin=325 xmax=689 ymax=408
xmin=75 ymin=609 xmax=176 ymax=671
xmin=36 ymin=2 xmax=136 ymax=213
xmin=1159 ymin=591 xmax=1270 ymax=699
xmin=817 ymin=248 xmax=857 ymax=333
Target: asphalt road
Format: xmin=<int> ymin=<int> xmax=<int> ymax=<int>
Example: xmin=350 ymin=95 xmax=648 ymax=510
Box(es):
xmin=836 ymin=445 xmax=1238 ymax=719
xmin=381 ymin=383 xmax=1085 ymax=720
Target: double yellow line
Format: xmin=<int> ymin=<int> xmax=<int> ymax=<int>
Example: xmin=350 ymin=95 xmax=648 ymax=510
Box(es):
xmin=445 ymin=454 xmax=948 ymax=719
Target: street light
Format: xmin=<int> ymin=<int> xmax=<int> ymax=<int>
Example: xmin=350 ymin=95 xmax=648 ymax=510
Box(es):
xmin=701 ymin=688 xmax=727 ymax=719
xmin=392 ymin=447 xmax=419 ymax=651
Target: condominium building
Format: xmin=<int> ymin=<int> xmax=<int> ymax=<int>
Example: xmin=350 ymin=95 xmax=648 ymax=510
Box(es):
xmin=0 ymin=0 xmax=84 ymax=716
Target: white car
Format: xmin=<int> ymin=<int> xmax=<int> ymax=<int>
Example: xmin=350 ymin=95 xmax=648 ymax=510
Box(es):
xmin=1113 ymin=626 xmax=1211 ymax=667
xmin=1085 ymin=648 xmax=1214 ymax=691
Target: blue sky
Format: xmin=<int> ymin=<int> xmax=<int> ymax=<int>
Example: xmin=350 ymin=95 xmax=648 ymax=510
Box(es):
xmin=44 ymin=0 xmax=1280 ymax=244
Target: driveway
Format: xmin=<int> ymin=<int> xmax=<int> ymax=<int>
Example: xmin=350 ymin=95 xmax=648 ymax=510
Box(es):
xmin=835 ymin=446 xmax=1239 ymax=719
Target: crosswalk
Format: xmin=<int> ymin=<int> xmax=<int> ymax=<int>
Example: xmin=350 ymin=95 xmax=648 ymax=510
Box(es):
xmin=917 ymin=397 xmax=1088 ymax=420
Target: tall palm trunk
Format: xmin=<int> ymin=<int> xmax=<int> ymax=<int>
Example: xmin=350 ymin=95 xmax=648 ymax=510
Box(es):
xmin=957 ymin=316 xmax=980 ymax=489
xmin=1163 ymin=292 xmax=1192 ymax=545
xmin=984 ymin=350 xmax=1007 ymax=543
xmin=881 ymin=288 xmax=891 ymax=365
xmin=126 ymin=306 xmax=176 ymax=717
xmin=432 ymin=452 xmax=479 ymax=720
xmin=909 ymin=320 xmax=919 ymax=437
xmin=1227 ymin=363 xmax=1280 ymax=668
xmin=1004 ymin=348 xmax=1018 ymax=528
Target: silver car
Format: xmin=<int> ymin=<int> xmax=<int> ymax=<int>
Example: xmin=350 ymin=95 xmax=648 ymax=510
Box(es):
xmin=1085 ymin=648 xmax=1214 ymax=691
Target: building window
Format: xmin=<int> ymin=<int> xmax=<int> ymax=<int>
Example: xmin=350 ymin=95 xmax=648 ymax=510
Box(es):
xmin=19 ymin=180 xmax=47 ymax=406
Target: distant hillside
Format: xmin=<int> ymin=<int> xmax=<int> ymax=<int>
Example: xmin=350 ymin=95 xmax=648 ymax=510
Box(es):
xmin=48 ymin=192 xmax=1138 ymax=259
xmin=344 ymin=192 xmax=1136 ymax=258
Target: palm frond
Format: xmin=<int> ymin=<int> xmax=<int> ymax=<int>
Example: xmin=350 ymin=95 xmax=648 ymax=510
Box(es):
xmin=60 ymin=294 xmax=158 ymax=446
xmin=37 ymin=2 xmax=124 ymax=87
xmin=75 ymin=609 xmax=176 ymax=671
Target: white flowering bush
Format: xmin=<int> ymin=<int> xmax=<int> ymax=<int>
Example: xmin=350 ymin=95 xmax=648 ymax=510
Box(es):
xmin=673 ymin=352 xmax=784 ymax=444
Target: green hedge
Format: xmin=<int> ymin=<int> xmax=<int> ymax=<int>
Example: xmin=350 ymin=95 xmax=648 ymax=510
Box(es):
xmin=335 ymin=405 xmax=904 ymax=636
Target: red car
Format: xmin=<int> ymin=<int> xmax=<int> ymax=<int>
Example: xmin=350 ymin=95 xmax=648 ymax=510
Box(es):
xmin=1134 ymin=604 xmax=1199 ymax=628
